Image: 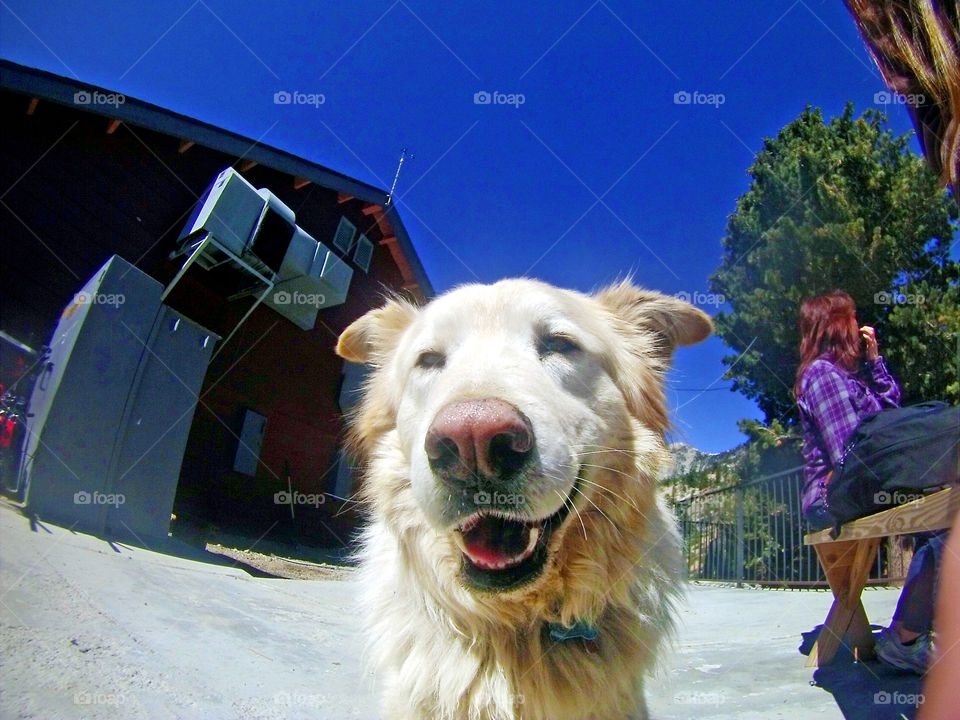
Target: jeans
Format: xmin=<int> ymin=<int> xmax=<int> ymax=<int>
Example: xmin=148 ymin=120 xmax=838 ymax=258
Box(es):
xmin=894 ymin=531 xmax=947 ymax=635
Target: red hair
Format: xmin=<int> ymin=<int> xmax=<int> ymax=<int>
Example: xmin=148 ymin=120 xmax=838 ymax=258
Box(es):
xmin=794 ymin=290 xmax=861 ymax=398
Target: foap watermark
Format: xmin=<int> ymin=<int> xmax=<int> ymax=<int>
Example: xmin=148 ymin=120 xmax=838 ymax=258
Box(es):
xmin=874 ymin=91 xmax=925 ymax=107
xmin=873 ymin=690 xmax=924 ymax=707
xmin=74 ymin=490 xmax=125 ymax=507
xmin=73 ymin=90 xmax=125 ymax=108
xmin=874 ymin=490 xmax=924 ymax=506
xmin=473 ymin=90 xmax=525 ymax=108
xmin=74 ymin=691 xmax=126 ymax=707
xmin=874 ymin=291 xmax=925 ymax=306
xmin=272 ymin=290 xmax=326 ymax=307
xmin=673 ymin=691 xmax=725 ymax=707
xmin=274 ymin=490 xmax=326 ymax=508
xmin=474 ymin=490 xmax=524 ymax=507
xmin=674 ymin=290 xmax=725 ymax=308
xmin=673 ymin=90 xmax=725 ymax=108
xmin=73 ymin=291 xmax=125 ymax=308
xmin=273 ymin=90 xmax=326 ymax=108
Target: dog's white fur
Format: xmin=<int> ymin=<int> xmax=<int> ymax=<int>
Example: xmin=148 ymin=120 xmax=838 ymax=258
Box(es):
xmin=337 ymin=279 xmax=711 ymax=720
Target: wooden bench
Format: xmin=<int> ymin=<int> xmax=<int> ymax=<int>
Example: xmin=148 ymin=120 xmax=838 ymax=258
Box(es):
xmin=803 ymin=486 xmax=959 ymax=667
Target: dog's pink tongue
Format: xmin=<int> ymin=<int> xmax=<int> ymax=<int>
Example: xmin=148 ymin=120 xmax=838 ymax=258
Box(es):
xmin=461 ymin=516 xmax=533 ymax=570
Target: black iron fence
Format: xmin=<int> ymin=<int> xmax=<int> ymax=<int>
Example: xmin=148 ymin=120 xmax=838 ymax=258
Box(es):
xmin=671 ymin=466 xmax=902 ymax=587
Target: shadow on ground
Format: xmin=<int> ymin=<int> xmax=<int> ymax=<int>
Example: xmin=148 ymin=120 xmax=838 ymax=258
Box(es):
xmin=801 ymin=625 xmax=925 ymax=720
xmin=24 ymin=510 xmax=283 ymax=578
xmin=4 ymin=490 xmax=358 ymax=579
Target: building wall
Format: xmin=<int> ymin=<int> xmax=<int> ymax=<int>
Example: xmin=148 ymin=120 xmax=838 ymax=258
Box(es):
xmin=0 ymin=89 xmax=415 ymax=545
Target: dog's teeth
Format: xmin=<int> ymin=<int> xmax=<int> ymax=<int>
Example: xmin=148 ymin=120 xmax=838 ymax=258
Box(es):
xmin=525 ymin=527 xmax=540 ymax=555
xmin=459 ymin=514 xmax=481 ymax=533
xmin=455 ymin=522 xmax=542 ymax=571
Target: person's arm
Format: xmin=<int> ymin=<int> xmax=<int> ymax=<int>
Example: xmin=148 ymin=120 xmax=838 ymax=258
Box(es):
xmin=916 ymin=511 xmax=960 ymax=720
xmin=860 ymin=325 xmax=901 ymax=407
xmin=801 ymin=363 xmax=862 ymax=469
xmin=866 ymin=356 xmax=901 ymax=407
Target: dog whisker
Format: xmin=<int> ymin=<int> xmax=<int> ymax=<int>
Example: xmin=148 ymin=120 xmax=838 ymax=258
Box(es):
xmin=575 ymin=470 xmax=642 ymax=508
xmin=571 ymin=485 xmax=623 ymax=541
xmin=555 ymin=488 xmax=587 ymax=541
xmin=576 ymin=447 xmax=636 ymax=458
xmin=574 ymin=475 xmax=650 ymax=521
xmin=538 ymin=465 xmax=642 ymax=516
xmin=576 ymin=461 xmax=639 ymax=483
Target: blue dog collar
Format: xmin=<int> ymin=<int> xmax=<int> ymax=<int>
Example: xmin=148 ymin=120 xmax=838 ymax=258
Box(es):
xmin=547 ymin=620 xmax=599 ymax=642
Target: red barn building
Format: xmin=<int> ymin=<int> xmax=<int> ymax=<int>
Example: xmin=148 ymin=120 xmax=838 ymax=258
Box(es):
xmin=0 ymin=60 xmax=433 ymax=547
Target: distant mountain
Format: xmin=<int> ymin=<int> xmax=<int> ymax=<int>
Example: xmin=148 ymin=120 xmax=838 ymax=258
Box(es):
xmin=660 ymin=438 xmax=803 ymax=497
xmin=660 ymin=441 xmax=746 ymax=480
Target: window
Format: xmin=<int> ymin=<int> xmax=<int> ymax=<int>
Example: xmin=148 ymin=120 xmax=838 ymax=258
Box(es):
xmin=332 ymin=216 xmax=357 ymax=253
xmin=353 ymin=234 xmax=374 ymax=272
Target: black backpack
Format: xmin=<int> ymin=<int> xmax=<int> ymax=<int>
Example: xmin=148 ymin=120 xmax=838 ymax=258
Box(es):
xmin=825 ymin=401 xmax=959 ymax=533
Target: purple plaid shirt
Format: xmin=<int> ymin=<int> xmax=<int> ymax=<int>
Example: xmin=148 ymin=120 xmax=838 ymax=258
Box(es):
xmin=796 ymin=354 xmax=901 ymax=513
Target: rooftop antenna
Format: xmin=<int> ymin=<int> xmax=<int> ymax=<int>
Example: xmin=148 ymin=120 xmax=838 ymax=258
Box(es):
xmin=386 ymin=147 xmax=413 ymax=206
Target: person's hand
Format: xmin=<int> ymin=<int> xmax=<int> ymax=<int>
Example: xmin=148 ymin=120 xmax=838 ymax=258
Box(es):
xmin=860 ymin=325 xmax=879 ymax=362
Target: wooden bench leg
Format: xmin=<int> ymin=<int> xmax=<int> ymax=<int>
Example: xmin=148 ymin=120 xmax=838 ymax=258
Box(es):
xmin=807 ymin=538 xmax=880 ymax=667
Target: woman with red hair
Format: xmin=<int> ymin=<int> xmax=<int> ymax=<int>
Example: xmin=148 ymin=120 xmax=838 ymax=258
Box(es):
xmin=795 ymin=290 xmax=941 ymax=673
xmin=794 ymin=290 xmax=900 ymax=530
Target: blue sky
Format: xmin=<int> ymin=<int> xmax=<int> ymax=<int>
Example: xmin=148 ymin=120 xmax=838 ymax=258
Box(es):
xmin=0 ymin=1 xmax=924 ymax=453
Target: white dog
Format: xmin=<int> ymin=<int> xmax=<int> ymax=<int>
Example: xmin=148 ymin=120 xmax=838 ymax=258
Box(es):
xmin=336 ymin=279 xmax=711 ymax=720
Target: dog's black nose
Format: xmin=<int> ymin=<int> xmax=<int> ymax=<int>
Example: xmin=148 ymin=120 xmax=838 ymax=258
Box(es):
xmin=425 ymin=399 xmax=533 ymax=481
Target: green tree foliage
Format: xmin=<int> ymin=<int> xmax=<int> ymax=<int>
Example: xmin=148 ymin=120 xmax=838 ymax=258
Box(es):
xmin=710 ymin=104 xmax=959 ymax=423
xmin=883 ymin=271 xmax=960 ymax=402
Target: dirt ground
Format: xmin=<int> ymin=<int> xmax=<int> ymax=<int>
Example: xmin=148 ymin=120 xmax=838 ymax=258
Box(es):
xmin=203 ymin=543 xmax=353 ymax=581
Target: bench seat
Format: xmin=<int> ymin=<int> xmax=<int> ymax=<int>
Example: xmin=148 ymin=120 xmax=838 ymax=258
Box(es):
xmin=802 ymin=486 xmax=958 ymax=667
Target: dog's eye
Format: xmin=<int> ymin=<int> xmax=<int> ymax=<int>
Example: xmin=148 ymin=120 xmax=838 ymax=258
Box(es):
xmin=539 ymin=334 xmax=580 ymax=356
xmin=416 ymin=351 xmax=446 ymax=369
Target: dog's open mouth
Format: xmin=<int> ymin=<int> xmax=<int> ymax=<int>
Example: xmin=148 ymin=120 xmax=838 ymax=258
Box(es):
xmin=452 ymin=489 xmax=575 ymax=592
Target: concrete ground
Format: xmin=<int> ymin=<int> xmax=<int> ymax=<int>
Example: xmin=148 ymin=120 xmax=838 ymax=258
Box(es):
xmin=0 ymin=500 xmax=922 ymax=720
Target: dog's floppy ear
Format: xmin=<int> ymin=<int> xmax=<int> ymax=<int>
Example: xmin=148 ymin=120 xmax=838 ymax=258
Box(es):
xmin=594 ymin=280 xmax=712 ymax=355
xmin=336 ymin=298 xmax=418 ymax=364
xmin=594 ymin=281 xmax=712 ymax=432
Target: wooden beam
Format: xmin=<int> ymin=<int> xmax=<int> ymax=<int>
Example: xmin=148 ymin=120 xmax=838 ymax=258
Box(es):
xmin=375 ymin=213 xmax=393 ymax=236
xmin=805 ymin=487 xmax=959 ymax=545
xmin=361 ymin=203 xmax=393 ymax=235
xmin=337 ymin=192 xmax=354 ymax=204
xmin=293 ymin=176 xmax=311 ymax=190
xmin=106 ymin=119 xmax=121 ymax=134
xmin=26 ymin=98 xmax=38 ymax=116
xmin=178 ymin=139 xmax=195 ymax=154
xmin=239 ymin=159 xmax=258 ymax=172
xmin=378 ymin=235 xmax=416 ymax=286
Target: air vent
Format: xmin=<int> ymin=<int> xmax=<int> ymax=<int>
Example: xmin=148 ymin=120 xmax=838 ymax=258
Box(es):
xmin=353 ymin=235 xmax=374 ymax=272
xmin=332 ymin=216 xmax=357 ymax=253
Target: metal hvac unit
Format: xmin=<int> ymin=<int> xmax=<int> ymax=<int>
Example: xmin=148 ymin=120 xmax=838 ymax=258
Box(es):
xmin=260 ymin=227 xmax=354 ymax=330
xmin=21 ymin=256 xmax=218 ymax=541
xmin=178 ymin=167 xmax=271 ymax=266
xmin=171 ymin=167 xmax=353 ymax=331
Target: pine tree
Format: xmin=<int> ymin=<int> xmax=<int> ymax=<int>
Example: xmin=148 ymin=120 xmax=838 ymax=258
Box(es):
xmin=710 ymin=104 xmax=958 ymax=424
